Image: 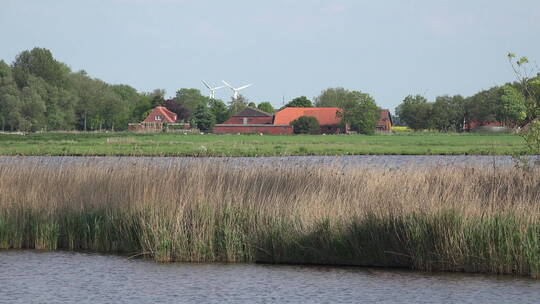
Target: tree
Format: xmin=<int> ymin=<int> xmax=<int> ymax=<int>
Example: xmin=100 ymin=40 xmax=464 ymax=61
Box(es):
xmin=191 ymin=104 xmax=215 ymax=132
xmin=209 ymin=99 xmax=229 ymax=123
xmin=507 ymin=53 xmax=540 ymax=124
xmin=164 ymin=98 xmax=190 ymax=121
xmin=431 ymin=95 xmax=466 ymax=132
xmin=175 ymin=88 xmax=209 ymax=117
xmin=248 ymin=102 xmax=256 ymax=108
xmin=257 ymin=102 xmax=275 ymax=113
xmin=340 ymin=91 xmax=379 ymax=135
xmin=12 ymin=48 xmax=69 ymax=88
xmin=507 ymin=52 xmax=540 ymax=156
xmin=285 ymin=96 xmax=312 ymax=108
xmin=228 ymin=94 xmax=248 ymax=116
xmin=290 ymin=116 xmax=320 ymax=134
xmin=314 ymin=88 xmax=357 ymax=110
xmin=395 ymin=95 xmax=433 ymax=130
xmin=150 ymin=89 xmax=166 ymax=108
xmin=498 ymin=85 xmax=526 ymax=127
xmin=465 ymin=87 xmax=500 ymax=127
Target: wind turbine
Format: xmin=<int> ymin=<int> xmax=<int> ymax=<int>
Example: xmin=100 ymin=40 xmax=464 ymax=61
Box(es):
xmin=202 ymin=80 xmax=226 ymax=99
xmin=222 ymin=80 xmax=252 ymax=100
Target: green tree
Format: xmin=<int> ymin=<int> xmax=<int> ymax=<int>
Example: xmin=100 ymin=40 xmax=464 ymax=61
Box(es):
xmin=248 ymin=102 xmax=256 ymax=108
xmin=209 ymin=99 xmax=230 ymax=123
xmin=431 ymin=95 xmax=465 ymax=132
xmin=176 ymin=88 xmax=209 ymax=117
xmin=0 ymin=60 xmax=22 ymax=131
xmin=395 ymin=95 xmax=433 ymax=130
xmin=340 ymin=91 xmax=379 ymax=135
xmin=464 ymin=87 xmax=500 ymax=127
xmin=150 ymin=89 xmax=166 ymax=108
xmin=291 ymin=116 xmax=320 ymax=134
xmin=257 ymin=102 xmax=275 ymax=113
xmin=228 ymin=94 xmax=248 ymax=116
xmin=314 ymin=88 xmax=358 ymax=110
xmin=285 ymin=96 xmax=312 ymax=108
xmin=12 ymin=48 xmax=69 ymax=88
xmin=498 ymin=85 xmax=526 ymax=127
xmin=191 ymin=104 xmax=215 ymax=132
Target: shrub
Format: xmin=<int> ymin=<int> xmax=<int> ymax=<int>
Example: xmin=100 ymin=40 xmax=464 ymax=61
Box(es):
xmin=290 ymin=116 xmax=320 ymax=134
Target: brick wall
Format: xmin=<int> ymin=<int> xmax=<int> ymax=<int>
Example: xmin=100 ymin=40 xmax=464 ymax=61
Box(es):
xmin=213 ymin=125 xmax=293 ymax=134
xmin=223 ymin=116 xmax=274 ymax=125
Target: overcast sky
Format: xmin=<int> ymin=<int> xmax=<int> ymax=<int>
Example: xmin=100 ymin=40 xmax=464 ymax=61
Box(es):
xmin=1 ymin=0 xmax=539 ymax=111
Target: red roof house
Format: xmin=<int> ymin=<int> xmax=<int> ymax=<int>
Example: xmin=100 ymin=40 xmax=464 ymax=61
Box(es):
xmin=274 ymin=107 xmax=345 ymax=134
xmin=213 ymin=107 xmax=293 ymax=134
xmin=143 ymin=106 xmax=177 ymax=124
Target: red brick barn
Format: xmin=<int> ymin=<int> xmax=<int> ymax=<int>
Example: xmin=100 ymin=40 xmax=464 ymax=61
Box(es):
xmin=213 ymin=107 xmax=294 ymax=134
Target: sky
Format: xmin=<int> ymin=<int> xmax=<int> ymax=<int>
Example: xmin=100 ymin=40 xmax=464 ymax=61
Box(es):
xmin=1 ymin=0 xmax=539 ymax=112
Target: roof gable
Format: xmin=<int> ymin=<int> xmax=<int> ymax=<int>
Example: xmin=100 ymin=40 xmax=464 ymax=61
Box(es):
xmin=274 ymin=107 xmax=342 ymax=125
xmin=232 ymin=107 xmax=273 ymax=117
xmin=143 ymin=106 xmax=177 ymax=123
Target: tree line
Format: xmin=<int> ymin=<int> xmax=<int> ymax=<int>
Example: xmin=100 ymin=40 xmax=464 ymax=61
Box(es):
xmin=0 ymin=48 xmax=383 ymax=134
xmin=395 ymin=77 xmax=540 ymax=132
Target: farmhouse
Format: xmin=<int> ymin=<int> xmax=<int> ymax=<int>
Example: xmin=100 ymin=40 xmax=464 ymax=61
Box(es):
xmin=130 ymin=105 xmax=393 ymax=134
xmin=128 ymin=106 xmax=189 ymax=132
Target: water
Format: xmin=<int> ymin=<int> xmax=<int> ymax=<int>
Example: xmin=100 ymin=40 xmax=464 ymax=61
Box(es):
xmin=0 ymin=251 xmax=538 ymax=304
xmin=0 ymin=155 xmax=538 ymax=169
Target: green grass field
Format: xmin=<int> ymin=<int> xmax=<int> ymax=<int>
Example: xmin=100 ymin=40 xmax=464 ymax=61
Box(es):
xmin=0 ymin=132 xmax=528 ymax=156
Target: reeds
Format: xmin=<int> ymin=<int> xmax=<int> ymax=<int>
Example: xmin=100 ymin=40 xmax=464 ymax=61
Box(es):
xmin=1 ymin=159 xmax=539 ymax=277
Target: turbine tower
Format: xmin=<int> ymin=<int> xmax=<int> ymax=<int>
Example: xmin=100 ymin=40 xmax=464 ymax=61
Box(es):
xmin=202 ymin=80 xmax=225 ymax=99
xmin=222 ymin=80 xmax=252 ymax=100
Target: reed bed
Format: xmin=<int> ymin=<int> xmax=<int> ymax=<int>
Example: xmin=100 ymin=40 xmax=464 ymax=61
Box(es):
xmin=1 ymin=159 xmax=540 ymax=277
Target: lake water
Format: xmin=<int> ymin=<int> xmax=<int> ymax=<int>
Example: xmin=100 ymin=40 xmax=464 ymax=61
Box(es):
xmin=1 ymin=251 xmax=539 ymax=304
xmin=1 ymin=155 xmax=539 ymax=169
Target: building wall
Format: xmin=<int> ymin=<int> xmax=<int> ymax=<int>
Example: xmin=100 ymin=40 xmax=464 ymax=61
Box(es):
xmin=376 ymin=120 xmax=392 ymax=132
xmin=213 ymin=125 xmax=293 ymax=135
xmin=223 ymin=116 xmax=273 ymax=125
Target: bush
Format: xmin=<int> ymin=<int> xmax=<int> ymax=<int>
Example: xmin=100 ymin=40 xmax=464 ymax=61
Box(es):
xmin=291 ymin=116 xmax=320 ymax=134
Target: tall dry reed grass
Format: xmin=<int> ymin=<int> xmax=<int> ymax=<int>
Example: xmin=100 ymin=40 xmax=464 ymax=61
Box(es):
xmin=1 ymin=159 xmax=540 ymax=277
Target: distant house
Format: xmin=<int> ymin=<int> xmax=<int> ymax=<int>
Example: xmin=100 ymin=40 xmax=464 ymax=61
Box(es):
xmin=214 ymin=107 xmax=292 ymax=134
xmin=129 ymin=106 xmax=187 ymax=132
xmin=273 ymin=107 xmax=346 ymax=134
xmin=376 ymin=109 xmax=392 ymax=132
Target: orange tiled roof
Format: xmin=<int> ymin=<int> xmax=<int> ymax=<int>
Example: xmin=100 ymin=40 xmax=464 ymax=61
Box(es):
xmin=143 ymin=106 xmax=177 ymax=123
xmin=274 ymin=107 xmax=343 ymax=125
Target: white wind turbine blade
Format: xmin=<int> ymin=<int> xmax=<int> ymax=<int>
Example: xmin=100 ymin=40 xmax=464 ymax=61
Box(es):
xmin=213 ymin=85 xmax=226 ymax=90
xmin=202 ymin=80 xmax=212 ymax=89
xmin=236 ymin=84 xmax=252 ymax=91
xmin=222 ymin=80 xmax=235 ymax=90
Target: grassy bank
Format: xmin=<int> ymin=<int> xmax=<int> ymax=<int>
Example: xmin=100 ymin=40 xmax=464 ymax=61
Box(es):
xmin=0 ymin=132 xmax=527 ymax=156
xmin=1 ymin=160 xmax=540 ymax=277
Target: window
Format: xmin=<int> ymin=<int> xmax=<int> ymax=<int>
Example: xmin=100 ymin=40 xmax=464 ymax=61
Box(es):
xmin=243 ymin=117 xmax=248 ymax=124
xmin=155 ymin=115 xmax=163 ymax=121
